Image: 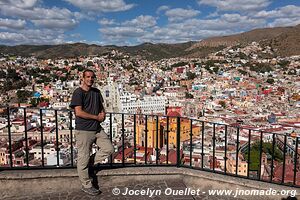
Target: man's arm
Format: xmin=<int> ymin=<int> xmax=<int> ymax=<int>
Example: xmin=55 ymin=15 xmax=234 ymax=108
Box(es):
xmin=74 ymin=106 xmax=105 ymax=122
xmin=99 ymin=108 xmax=106 ymax=122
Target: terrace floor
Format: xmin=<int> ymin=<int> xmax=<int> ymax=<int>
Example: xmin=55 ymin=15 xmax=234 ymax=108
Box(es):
xmin=0 ymin=166 xmax=299 ymax=200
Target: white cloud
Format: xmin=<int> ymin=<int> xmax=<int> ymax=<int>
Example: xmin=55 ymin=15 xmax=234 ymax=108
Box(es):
xmin=1 ymin=6 xmax=73 ymax=20
xmin=98 ymin=11 xmax=267 ymax=45
xmin=0 ymin=32 xmax=26 ymax=43
xmin=0 ymin=29 xmax=65 ymax=45
xmin=122 ymin=15 xmax=156 ymax=28
xmin=0 ymin=0 xmax=39 ymax=8
xmin=165 ymin=8 xmax=201 ymax=22
xmin=100 ymin=26 xmax=144 ymax=37
xmin=0 ymin=18 xmax=26 ymax=30
xmin=198 ymin=0 xmax=271 ymax=12
xmin=99 ymin=15 xmax=157 ymax=44
xmin=69 ymin=33 xmax=81 ymax=38
xmin=254 ymin=5 xmax=300 ymax=27
xmin=268 ymin=18 xmax=300 ymax=27
xmin=206 ymin=11 xmax=219 ymax=18
xmin=156 ymin=5 xmax=170 ymax=14
xmin=256 ymin=5 xmax=300 ymax=19
xmin=74 ymin=12 xmax=95 ymax=21
xmin=31 ymin=19 xmax=78 ymax=30
xmin=0 ymin=5 xmax=79 ymax=30
xmin=167 ymin=14 xmax=265 ymax=32
xmin=98 ymin=18 xmax=117 ymax=26
xmin=0 ymin=0 xmax=83 ymax=45
xmin=64 ymin=0 xmax=135 ymax=12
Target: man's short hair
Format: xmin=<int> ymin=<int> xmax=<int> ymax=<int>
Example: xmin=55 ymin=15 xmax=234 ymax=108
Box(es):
xmin=82 ymin=69 xmax=95 ymax=77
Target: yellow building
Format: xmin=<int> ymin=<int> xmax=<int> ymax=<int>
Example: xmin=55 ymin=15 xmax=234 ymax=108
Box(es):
xmin=136 ymin=115 xmax=200 ymax=148
xmin=136 ymin=117 xmax=164 ymax=148
xmin=0 ymin=148 xmax=7 ymax=165
xmin=167 ymin=117 xmax=200 ymax=148
xmin=226 ymin=153 xmax=248 ymax=176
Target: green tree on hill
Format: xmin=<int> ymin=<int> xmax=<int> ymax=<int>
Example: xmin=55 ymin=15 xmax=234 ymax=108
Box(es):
xmin=250 ymin=63 xmax=273 ymax=73
xmin=244 ymin=141 xmax=283 ymax=171
xmin=171 ymin=62 xmax=188 ymax=68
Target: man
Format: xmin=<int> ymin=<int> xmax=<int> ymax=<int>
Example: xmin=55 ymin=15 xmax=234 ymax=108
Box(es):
xmin=70 ymin=69 xmax=114 ymax=196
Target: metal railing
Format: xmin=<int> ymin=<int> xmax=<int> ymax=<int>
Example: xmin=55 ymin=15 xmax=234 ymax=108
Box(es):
xmin=0 ymin=106 xmax=299 ymax=188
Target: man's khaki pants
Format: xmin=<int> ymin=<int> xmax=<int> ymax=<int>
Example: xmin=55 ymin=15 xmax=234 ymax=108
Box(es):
xmin=75 ymin=129 xmax=114 ymax=188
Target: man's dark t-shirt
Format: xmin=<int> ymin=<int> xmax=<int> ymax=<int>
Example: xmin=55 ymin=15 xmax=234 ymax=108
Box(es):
xmin=70 ymin=87 xmax=104 ymax=131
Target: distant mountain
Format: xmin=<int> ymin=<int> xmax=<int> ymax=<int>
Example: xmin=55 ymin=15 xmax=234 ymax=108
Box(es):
xmin=0 ymin=43 xmax=116 ymax=59
xmin=0 ymin=24 xmax=299 ymax=60
xmin=118 ymin=42 xmax=197 ymax=60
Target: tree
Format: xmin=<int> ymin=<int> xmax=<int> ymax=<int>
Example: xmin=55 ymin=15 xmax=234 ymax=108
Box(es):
xmin=7 ymin=67 xmax=21 ymax=81
xmin=278 ymin=60 xmax=290 ymax=67
xmin=266 ymin=78 xmax=275 ymax=84
xmin=185 ymin=92 xmax=194 ymax=99
xmin=238 ymin=52 xmax=248 ymax=59
xmin=213 ymin=66 xmax=219 ymax=74
xmin=17 ymin=90 xmax=32 ymax=103
xmin=250 ymin=63 xmax=273 ymax=73
xmin=0 ymin=70 xmax=6 ymax=78
xmin=218 ymin=100 xmax=226 ymax=108
xmin=87 ymin=61 xmax=94 ymax=67
xmin=186 ymin=71 xmax=196 ymax=80
xmin=30 ymin=98 xmax=39 ymax=107
xmin=171 ymin=62 xmax=188 ymax=68
xmin=288 ymin=70 xmax=296 ymax=75
xmin=71 ymin=65 xmax=85 ymax=71
xmin=244 ymin=141 xmax=283 ymax=171
xmin=238 ymin=69 xmax=248 ymax=76
xmin=206 ymin=60 xmax=215 ymax=67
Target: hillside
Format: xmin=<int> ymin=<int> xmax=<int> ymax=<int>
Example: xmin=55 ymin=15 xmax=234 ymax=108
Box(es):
xmin=189 ymin=25 xmax=300 ymax=56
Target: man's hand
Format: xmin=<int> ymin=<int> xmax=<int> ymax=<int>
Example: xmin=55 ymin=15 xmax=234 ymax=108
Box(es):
xmin=97 ymin=111 xmax=106 ymax=122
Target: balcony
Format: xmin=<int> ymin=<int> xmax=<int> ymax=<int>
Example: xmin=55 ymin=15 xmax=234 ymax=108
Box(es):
xmin=0 ymin=107 xmax=299 ymax=199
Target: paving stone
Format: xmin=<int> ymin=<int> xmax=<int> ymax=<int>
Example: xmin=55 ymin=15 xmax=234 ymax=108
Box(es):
xmin=1 ymin=178 xmax=280 ymax=200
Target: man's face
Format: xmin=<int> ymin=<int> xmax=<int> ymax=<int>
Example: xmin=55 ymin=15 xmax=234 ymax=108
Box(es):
xmin=82 ymin=71 xmax=95 ymax=87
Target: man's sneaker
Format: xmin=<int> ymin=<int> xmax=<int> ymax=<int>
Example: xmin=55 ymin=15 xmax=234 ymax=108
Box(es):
xmin=81 ymin=186 xmax=100 ymax=196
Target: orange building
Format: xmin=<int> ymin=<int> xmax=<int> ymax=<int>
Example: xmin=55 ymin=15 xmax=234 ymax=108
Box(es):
xmin=136 ymin=117 xmax=164 ymax=148
xmin=136 ymin=113 xmax=200 ymax=149
xmin=226 ymin=153 xmax=248 ymax=176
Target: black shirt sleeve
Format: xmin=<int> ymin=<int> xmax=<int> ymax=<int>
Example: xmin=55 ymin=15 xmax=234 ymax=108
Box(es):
xmin=70 ymin=88 xmax=82 ymax=109
xmin=99 ymin=92 xmax=104 ymax=104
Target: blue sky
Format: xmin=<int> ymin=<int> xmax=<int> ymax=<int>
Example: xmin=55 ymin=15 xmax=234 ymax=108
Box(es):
xmin=0 ymin=0 xmax=299 ymax=46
